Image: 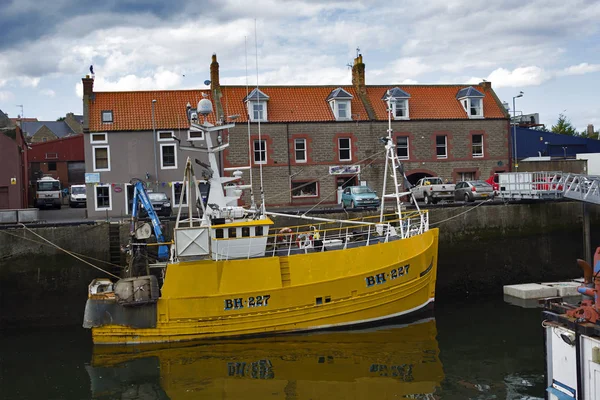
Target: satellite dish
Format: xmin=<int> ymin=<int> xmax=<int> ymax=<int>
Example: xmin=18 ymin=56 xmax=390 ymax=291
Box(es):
xmin=197 ymin=98 xmax=213 ymax=115
xmin=204 ymin=80 xmax=211 ymax=86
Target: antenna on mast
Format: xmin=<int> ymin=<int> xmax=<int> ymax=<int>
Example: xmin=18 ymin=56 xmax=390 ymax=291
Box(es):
xmin=255 ymin=19 xmax=266 ymax=215
xmin=245 ymin=36 xmax=256 ymax=210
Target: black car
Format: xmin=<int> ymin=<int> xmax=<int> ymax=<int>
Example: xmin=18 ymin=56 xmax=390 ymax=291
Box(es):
xmin=140 ymin=192 xmax=172 ymax=217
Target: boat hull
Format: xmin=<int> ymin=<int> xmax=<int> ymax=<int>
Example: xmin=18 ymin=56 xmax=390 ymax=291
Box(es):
xmin=90 ymin=228 xmax=439 ymax=344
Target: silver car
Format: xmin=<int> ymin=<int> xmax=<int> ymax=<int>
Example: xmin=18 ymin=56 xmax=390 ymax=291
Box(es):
xmin=454 ymin=180 xmax=494 ymax=202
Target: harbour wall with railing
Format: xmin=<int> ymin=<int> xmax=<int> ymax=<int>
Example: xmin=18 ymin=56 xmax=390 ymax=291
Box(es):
xmin=1 ymin=201 xmax=599 ymax=327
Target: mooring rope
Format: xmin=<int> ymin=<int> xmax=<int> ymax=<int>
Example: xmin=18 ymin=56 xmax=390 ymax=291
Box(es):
xmin=429 ymin=198 xmax=493 ymax=227
xmin=18 ymin=223 xmax=120 ymax=279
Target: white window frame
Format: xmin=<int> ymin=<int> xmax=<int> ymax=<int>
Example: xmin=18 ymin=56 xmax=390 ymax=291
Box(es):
xmin=460 ymin=97 xmax=484 ymax=119
xmin=338 ymin=137 xmax=352 ymax=161
xmin=124 ymin=183 xmax=132 ymax=215
xmin=294 ymin=138 xmax=307 ymax=163
xmin=436 ymin=135 xmax=447 ymax=159
xmin=291 ymin=181 xmax=319 ymax=198
xmin=92 ymin=145 xmax=111 ymax=172
xmin=171 ymin=181 xmax=189 ymax=208
xmin=160 ymin=143 xmax=178 ymax=170
xmin=329 ymin=100 xmax=352 ymax=121
xmin=253 ymin=139 xmax=267 ymax=165
xmin=393 ymin=99 xmax=410 ymax=120
xmin=396 ymin=136 xmax=409 ymax=160
xmin=157 ymin=130 xmax=174 ymax=142
xmin=472 ymin=134 xmax=484 ymax=158
xmin=101 ymin=111 xmax=113 ymax=123
xmin=94 ymin=184 xmax=112 ymax=211
xmin=90 ymin=132 xmax=107 ymax=144
xmin=459 ymin=171 xmax=476 ymax=181
xmin=187 ymin=128 xmax=204 ymax=141
xmin=248 ymin=101 xmax=268 ymax=122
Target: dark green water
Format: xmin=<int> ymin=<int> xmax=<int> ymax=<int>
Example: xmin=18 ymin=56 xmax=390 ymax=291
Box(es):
xmin=0 ymin=298 xmax=545 ymax=399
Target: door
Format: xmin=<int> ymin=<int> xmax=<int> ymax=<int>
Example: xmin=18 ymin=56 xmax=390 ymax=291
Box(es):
xmin=67 ymin=161 xmax=85 ymax=184
xmin=0 ymin=186 xmax=8 ymax=209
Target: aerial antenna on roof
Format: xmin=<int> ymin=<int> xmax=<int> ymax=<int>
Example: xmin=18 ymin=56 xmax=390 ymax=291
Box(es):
xmin=356 ymin=47 xmax=360 ymax=58
xmin=346 ymin=63 xmax=353 ymax=70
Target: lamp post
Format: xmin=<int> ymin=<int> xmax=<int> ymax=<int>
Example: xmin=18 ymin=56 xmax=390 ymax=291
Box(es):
xmin=512 ymin=91 xmax=524 ymax=171
xmin=152 ymin=99 xmax=158 ymax=189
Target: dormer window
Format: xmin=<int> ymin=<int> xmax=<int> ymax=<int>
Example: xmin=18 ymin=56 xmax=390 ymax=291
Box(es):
xmin=456 ymin=87 xmax=484 ymax=119
xmin=101 ymin=110 xmax=113 ymax=123
xmin=383 ymin=87 xmax=411 ymax=120
xmin=244 ymin=88 xmax=269 ymax=122
xmin=327 ymin=87 xmax=353 ymax=121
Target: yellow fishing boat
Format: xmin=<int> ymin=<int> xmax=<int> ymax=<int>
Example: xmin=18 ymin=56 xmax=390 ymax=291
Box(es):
xmin=83 ymin=93 xmax=439 ymax=345
xmin=87 ymin=318 xmax=444 ymax=399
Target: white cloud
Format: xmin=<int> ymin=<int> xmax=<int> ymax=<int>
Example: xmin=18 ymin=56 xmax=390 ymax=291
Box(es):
xmin=559 ymin=63 xmax=600 ymax=76
xmin=18 ymin=77 xmax=40 ymax=87
xmin=0 ymin=91 xmax=14 ymax=101
xmin=481 ymin=62 xmax=600 ymax=88
xmin=39 ymin=89 xmax=55 ymax=97
xmin=75 ymin=69 xmax=183 ymax=98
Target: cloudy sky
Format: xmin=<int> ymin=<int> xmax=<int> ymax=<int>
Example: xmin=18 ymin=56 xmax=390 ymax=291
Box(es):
xmin=0 ymin=0 xmax=599 ymax=131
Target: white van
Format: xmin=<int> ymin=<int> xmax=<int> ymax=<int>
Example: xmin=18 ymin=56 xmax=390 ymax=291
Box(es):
xmin=69 ymin=184 xmax=87 ymax=208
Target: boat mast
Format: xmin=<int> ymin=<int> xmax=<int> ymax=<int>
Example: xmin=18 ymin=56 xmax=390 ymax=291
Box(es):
xmin=379 ymin=91 xmax=405 ymax=232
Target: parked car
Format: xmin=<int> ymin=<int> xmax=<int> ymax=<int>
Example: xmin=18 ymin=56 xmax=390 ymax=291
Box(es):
xmin=140 ymin=192 xmax=172 ymax=217
xmin=69 ymin=184 xmax=87 ymax=208
xmin=341 ymin=186 xmax=380 ymax=209
xmin=410 ymin=177 xmax=455 ymax=205
xmin=454 ymin=180 xmax=494 ymax=202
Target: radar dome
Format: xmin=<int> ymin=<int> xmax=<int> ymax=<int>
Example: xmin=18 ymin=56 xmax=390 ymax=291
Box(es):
xmin=197 ymin=98 xmax=213 ymax=115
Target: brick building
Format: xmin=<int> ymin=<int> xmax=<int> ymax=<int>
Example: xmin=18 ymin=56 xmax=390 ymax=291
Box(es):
xmin=82 ymin=54 xmax=509 ymax=217
xmin=28 ymin=135 xmax=85 ymax=202
xmin=22 ymin=113 xmax=83 ymax=143
xmin=0 ymin=110 xmax=29 ymax=209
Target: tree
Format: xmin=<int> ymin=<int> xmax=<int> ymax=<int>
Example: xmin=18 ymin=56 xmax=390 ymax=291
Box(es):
xmin=551 ymin=113 xmax=577 ymax=136
xmin=56 ymin=116 xmax=65 ymax=121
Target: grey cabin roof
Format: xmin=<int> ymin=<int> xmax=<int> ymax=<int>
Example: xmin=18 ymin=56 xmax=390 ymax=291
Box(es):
xmin=381 ymin=87 xmax=411 ymax=100
xmin=326 ymin=87 xmax=353 ymax=101
xmin=456 ymin=86 xmax=484 ymax=99
xmin=21 ymin=121 xmax=74 ymax=138
xmin=243 ymin=88 xmax=270 ymax=102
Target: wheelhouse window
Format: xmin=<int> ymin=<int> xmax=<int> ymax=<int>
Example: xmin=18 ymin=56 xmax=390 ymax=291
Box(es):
xmin=294 ymin=138 xmax=307 ymax=163
xmin=253 ymin=140 xmax=267 ymax=164
xmin=338 ymin=138 xmax=351 ymax=161
xmin=160 ymin=143 xmax=177 ymax=169
xmin=472 ymin=134 xmax=484 ymax=157
xmin=95 ymin=185 xmax=111 ymax=210
xmin=396 ymin=136 xmax=409 ymax=160
xmin=187 ymin=128 xmax=204 ymax=141
xmin=101 ymin=111 xmax=113 ymax=123
xmin=93 ymin=146 xmax=110 ymax=171
xmin=436 ymin=136 xmax=447 ymax=159
xmin=291 ymin=181 xmax=318 ymax=198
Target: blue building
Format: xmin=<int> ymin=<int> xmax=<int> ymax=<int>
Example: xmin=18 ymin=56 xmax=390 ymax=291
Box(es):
xmin=514 ymin=127 xmax=600 ymax=160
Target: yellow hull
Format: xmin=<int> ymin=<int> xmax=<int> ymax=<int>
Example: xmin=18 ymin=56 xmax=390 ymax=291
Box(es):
xmin=89 ymin=318 xmax=444 ymax=399
xmin=91 ymin=228 xmax=439 ymax=344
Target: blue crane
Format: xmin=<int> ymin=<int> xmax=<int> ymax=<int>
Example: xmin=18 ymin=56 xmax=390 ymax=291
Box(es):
xmin=130 ymin=179 xmax=169 ymax=261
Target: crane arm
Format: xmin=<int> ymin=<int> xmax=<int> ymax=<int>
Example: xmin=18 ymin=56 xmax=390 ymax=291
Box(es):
xmin=131 ymin=180 xmax=169 ymax=261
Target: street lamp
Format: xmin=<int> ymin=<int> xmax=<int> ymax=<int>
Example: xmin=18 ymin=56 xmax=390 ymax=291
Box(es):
xmin=513 ymin=91 xmax=524 ymax=171
xmin=152 ymin=99 xmax=158 ymax=189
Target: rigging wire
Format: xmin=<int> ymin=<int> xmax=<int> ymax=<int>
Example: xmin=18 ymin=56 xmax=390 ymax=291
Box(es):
xmin=429 ymin=198 xmax=493 ymax=227
xmin=18 ymin=223 xmax=120 ymax=279
xmin=255 ymin=19 xmax=266 ymax=215
xmin=245 ymin=36 xmax=256 ymax=209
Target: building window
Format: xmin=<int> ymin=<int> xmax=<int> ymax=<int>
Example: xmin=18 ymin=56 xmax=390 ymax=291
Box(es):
xmin=338 ymin=137 xmax=351 ymax=161
xmin=42 ymin=137 xmax=47 ymax=142
xmin=94 ymin=185 xmax=111 ymax=210
xmin=396 ymin=136 xmax=409 ymax=160
xmin=187 ymin=129 xmax=204 ymax=141
xmin=172 ymin=181 xmax=188 ymax=207
xmin=253 ymin=140 xmax=267 ymax=164
xmin=250 ymin=102 xmax=267 ymax=122
xmin=48 ymin=162 xmax=57 ymax=171
xmin=157 ymin=131 xmax=174 ymax=141
xmin=394 ymin=99 xmax=409 ymax=119
xmin=160 ymin=143 xmax=177 ymax=169
xmin=291 ymin=181 xmax=318 ymax=198
xmin=93 ymin=146 xmax=110 ymax=171
xmin=458 ymin=171 xmax=476 ymax=181
xmin=294 ymin=139 xmax=307 ymax=163
xmin=90 ymin=133 xmax=107 ymax=144
xmin=470 ymin=98 xmax=483 ymax=117
xmin=472 ymin=134 xmax=484 ymax=157
xmin=436 ymin=136 xmax=447 ymax=159
xmin=330 ymin=100 xmax=352 ymax=121
xmin=101 ymin=111 xmax=113 ymax=123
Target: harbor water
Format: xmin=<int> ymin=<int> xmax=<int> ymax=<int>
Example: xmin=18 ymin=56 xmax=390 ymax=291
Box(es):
xmin=0 ymin=296 xmax=546 ymax=399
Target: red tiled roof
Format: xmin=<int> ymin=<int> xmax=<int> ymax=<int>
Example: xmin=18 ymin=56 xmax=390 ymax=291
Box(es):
xmin=366 ymin=85 xmax=507 ymax=120
xmin=89 ymin=84 xmax=507 ymax=132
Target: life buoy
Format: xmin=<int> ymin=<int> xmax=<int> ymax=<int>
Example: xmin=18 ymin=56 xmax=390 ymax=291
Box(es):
xmin=277 ymin=228 xmax=294 ymax=244
xmin=296 ymin=233 xmax=313 ymax=249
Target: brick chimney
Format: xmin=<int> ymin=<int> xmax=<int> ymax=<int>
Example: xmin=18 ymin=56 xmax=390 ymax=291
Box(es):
xmin=82 ymin=75 xmax=94 ymax=134
xmin=210 ymin=54 xmax=224 ymax=123
xmin=351 ymin=54 xmax=375 ymax=120
xmin=479 ymin=81 xmax=492 ymax=92
xmin=587 ymin=124 xmax=595 ymax=137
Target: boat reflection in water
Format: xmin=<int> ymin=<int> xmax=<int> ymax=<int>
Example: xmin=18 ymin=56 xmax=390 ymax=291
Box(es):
xmin=87 ymin=317 xmax=444 ymax=399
